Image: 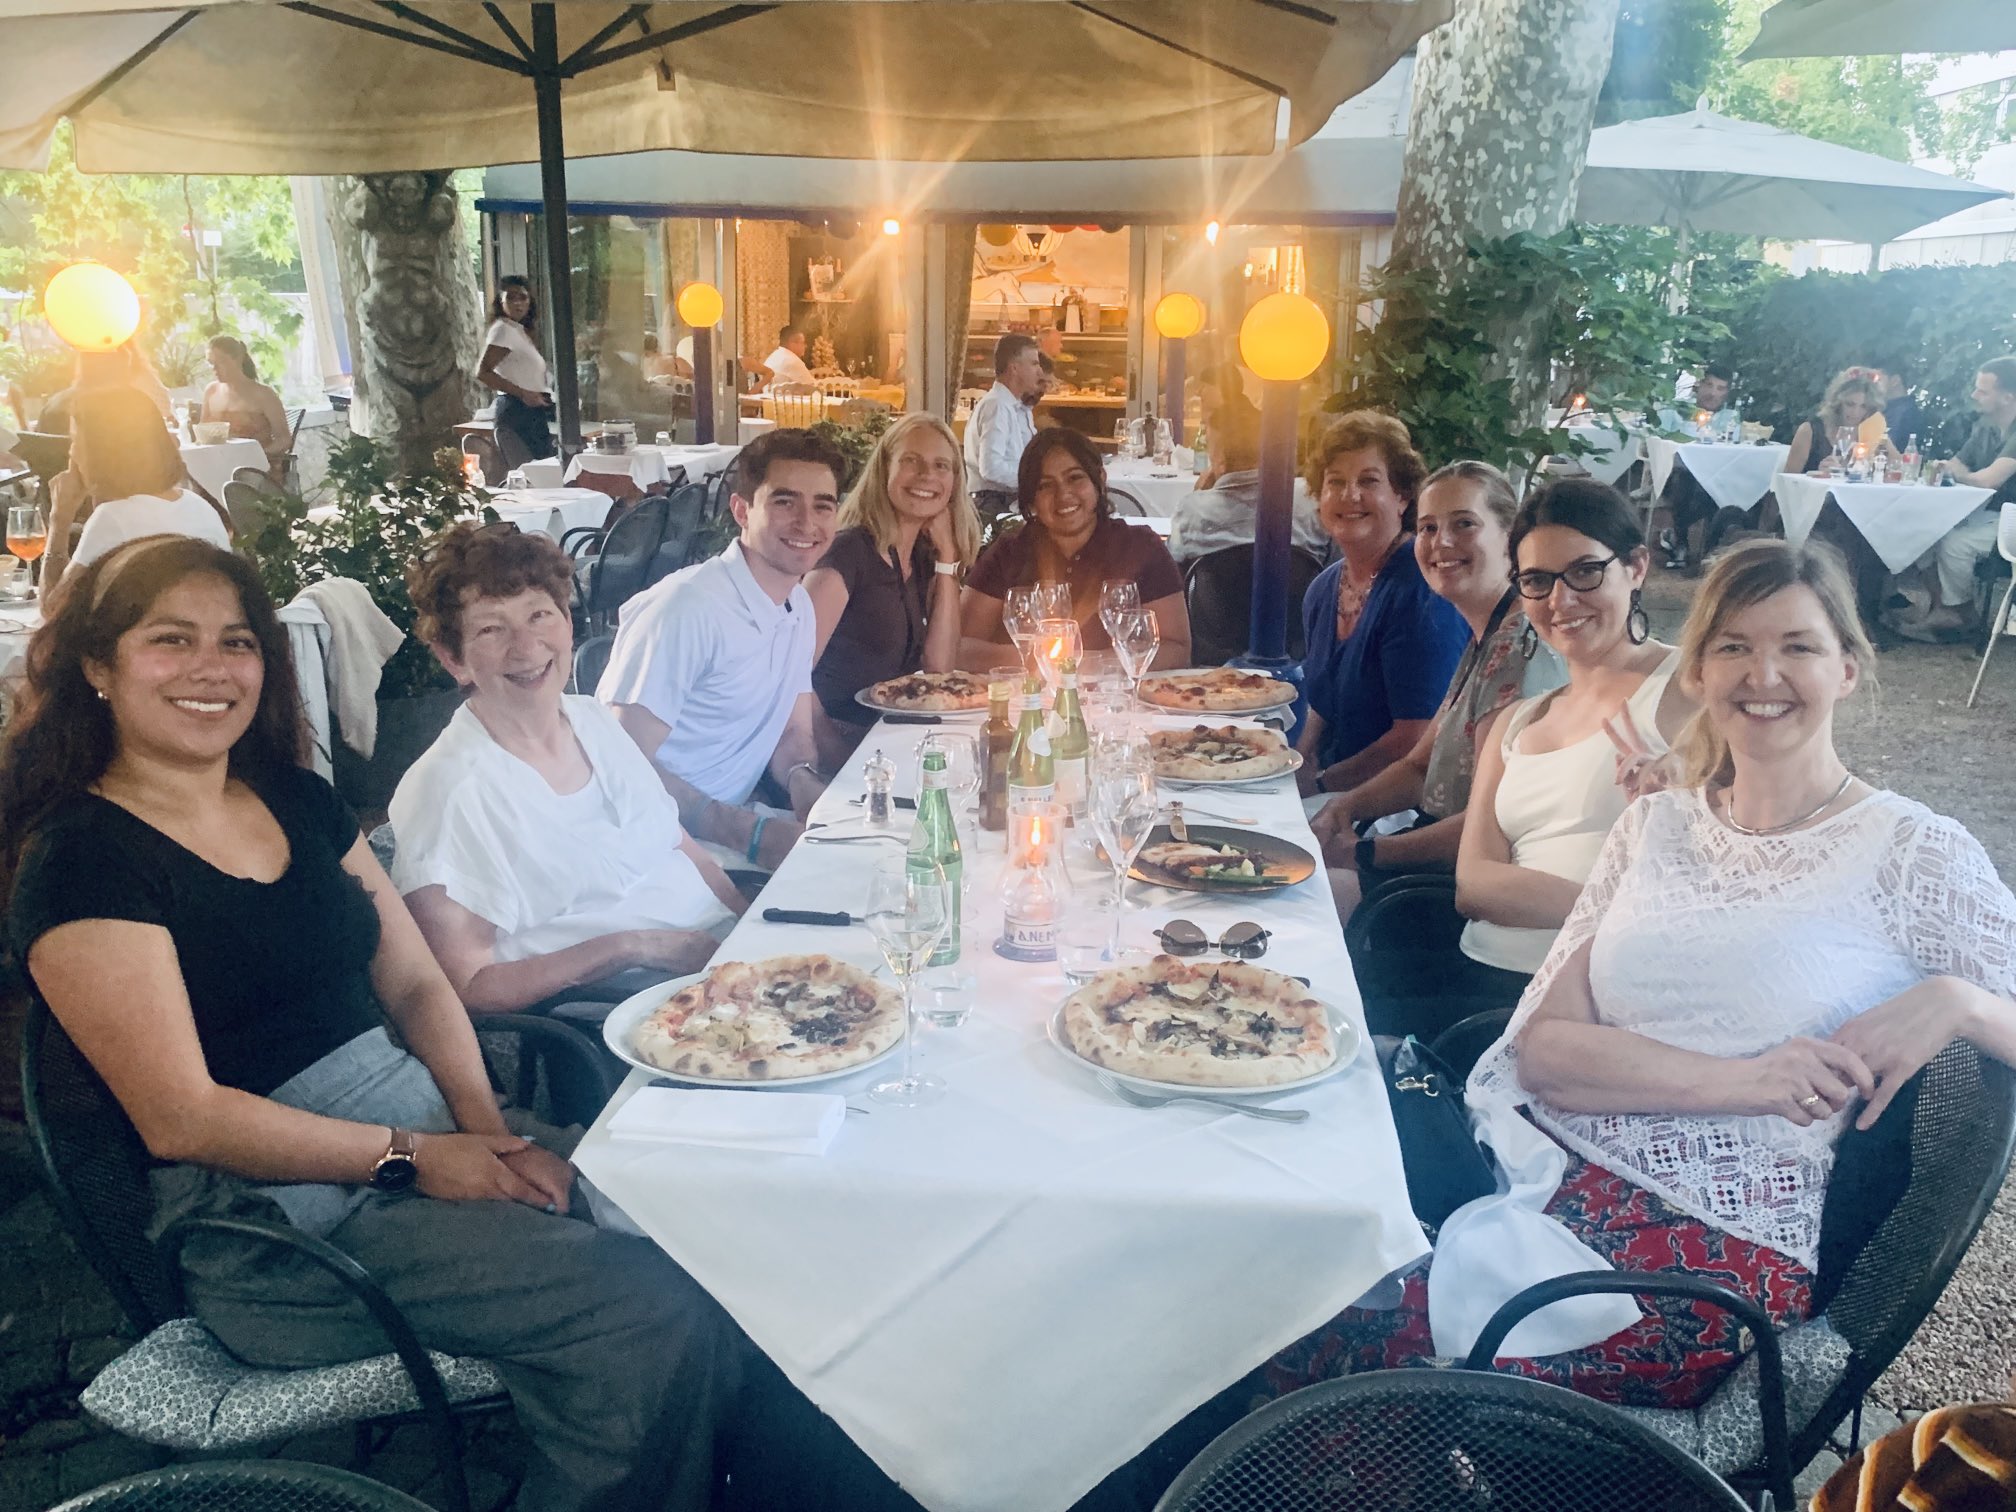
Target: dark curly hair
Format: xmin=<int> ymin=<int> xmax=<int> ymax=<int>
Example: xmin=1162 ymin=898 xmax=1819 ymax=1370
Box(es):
xmin=406 ymin=521 xmax=575 ymax=658
xmin=1508 ymin=477 xmax=1646 ymax=569
xmin=0 ymin=537 xmax=306 ymax=907
xmin=1015 ymin=427 xmax=1110 ymax=523
xmin=730 ymin=426 xmax=849 ymax=504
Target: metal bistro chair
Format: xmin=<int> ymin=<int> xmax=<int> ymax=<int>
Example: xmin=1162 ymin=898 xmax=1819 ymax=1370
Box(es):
xmin=47 ymin=1459 xmax=434 ymax=1511
xmin=1154 ymin=1368 xmax=1749 ymax=1512
xmin=20 ymin=997 xmax=611 ymax=1512
xmin=1965 ymin=502 xmax=2016 ymax=707
xmin=1182 ymin=544 xmax=1326 ymax=669
xmin=571 ymin=633 xmax=614 ymax=698
xmin=567 ymin=493 xmax=673 ymax=633
xmin=1107 ymin=485 xmax=1149 ymax=518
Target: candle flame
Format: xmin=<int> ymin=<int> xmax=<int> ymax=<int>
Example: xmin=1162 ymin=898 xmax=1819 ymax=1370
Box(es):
xmin=1047 ymin=635 xmax=1066 ymax=661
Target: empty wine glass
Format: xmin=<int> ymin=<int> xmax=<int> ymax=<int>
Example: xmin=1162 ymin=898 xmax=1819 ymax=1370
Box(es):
xmin=1110 ymin=608 xmax=1161 ymax=704
xmin=1113 ymin=417 xmax=1132 ymax=457
xmin=1032 ymin=580 xmax=1072 ymax=623
xmin=1832 ymin=426 xmax=1856 ymax=470
xmin=866 ymin=858 xmax=951 ymax=1108
xmin=1088 ymin=742 xmax=1161 ymax=939
xmin=1003 ymin=586 xmax=1042 ymax=669
xmin=1098 ymin=581 xmax=1140 ymax=647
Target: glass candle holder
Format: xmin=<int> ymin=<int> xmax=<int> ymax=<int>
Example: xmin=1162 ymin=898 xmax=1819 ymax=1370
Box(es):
xmin=996 ymin=799 xmax=1067 ymax=962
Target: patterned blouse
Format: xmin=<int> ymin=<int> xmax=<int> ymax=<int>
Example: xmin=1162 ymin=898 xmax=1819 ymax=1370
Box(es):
xmin=1418 ymin=593 xmax=1566 ymax=820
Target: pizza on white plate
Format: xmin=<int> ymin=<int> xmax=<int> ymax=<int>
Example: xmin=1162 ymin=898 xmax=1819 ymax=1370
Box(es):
xmin=862 ymin=670 xmax=990 ymax=712
xmin=631 ymin=955 xmax=904 ymax=1081
xmin=1061 ymin=955 xmax=1336 ymax=1088
xmin=1146 ymin=724 xmax=1298 ymax=782
xmin=1137 ymin=667 xmax=1294 ymax=712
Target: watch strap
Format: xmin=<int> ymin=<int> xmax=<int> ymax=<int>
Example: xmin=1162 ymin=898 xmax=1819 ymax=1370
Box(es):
xmin=1355 ymin=835 xmax=1379 ymax=873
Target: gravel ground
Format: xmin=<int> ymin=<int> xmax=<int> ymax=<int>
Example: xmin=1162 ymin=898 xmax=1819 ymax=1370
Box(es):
xmin=1645 ymin=566 xmax=2016 ymax=1416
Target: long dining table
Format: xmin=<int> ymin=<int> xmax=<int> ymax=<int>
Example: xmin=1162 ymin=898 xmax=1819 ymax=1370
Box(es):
xmin=572 ymin=712 xmax=1427 ymax=1512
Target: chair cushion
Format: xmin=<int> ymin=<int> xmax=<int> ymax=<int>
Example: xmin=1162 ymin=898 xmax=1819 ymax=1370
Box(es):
xmin=81 ymin=1316 xmax=507 ymax=1450
xmin=1613 ymin=1316 xmax=1852 ymax=1472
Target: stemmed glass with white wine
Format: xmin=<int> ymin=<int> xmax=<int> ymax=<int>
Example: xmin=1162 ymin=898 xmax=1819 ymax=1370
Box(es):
xmin=1088 ymin=734 xmax=1161 ymax=946
xmin=1109 ymin=607 xmax=1161 ymax=708
xmin=866 ymin=858 xmax=952 ymax=1108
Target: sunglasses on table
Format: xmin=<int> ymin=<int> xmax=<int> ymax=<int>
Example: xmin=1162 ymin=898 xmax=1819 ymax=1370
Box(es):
xmin=1513 ymin=554 xmax=1618 ymax=599
xmin=1152 ymin=920 xmax=1271 ymax=960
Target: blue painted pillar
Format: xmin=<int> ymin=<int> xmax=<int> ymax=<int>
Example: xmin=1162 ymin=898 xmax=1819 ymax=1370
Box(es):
xmin=693 ymin=327 xmax=715 ymax=445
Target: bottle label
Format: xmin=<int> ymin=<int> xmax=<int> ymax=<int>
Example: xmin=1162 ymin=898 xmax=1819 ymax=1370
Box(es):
xmin=1031 ymin=727 xmax=1051 ymax=758
xmin=1008 ymin=781 xmax=1056 ymax=803
xmin=1054 ymin=756 xmax=1088 ymax=812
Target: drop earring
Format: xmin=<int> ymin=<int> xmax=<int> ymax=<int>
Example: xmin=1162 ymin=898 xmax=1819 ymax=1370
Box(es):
xmin=1626 ymin=589 xmax=1650 ymax=646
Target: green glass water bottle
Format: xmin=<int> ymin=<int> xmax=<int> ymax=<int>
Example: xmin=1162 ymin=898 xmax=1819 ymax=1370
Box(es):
xmin=908 ymin=750 xmax=963 ymax=965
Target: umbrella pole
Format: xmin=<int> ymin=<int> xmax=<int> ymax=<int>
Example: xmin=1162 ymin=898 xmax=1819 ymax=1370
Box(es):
xmin=1666 ymin=221 xmax=1693 ymax=316
xmin=531 ymin=3 xmax=581 ymax=458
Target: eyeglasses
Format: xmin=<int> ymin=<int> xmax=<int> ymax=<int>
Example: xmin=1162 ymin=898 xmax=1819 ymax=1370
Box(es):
xmin=1513 ymin=554 xmax=1618 ymax=600
xmin=1152 ymin=920 xmax=1271 ymax=960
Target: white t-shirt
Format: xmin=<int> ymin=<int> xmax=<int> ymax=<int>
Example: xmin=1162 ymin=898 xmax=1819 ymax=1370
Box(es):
xmin=483 ymin=319 xmax=549 ymax=395
xmin=963 ymin=380 xmax=1036 ymax=494
xmin=389 ymin=695 xmax=732 ymax=961
xmin=72 ymin=489 xmax=231 ymax=569
xmin=763 ymin=345 xmax=816 ymax=386
xmin=596 ymin=541 xmax=815 ymax=805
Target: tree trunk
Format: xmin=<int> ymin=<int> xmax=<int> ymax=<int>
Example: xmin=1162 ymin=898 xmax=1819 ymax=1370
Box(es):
xmin=1391 ymin=0 xmax=1623 ymax=417
xmin=324 ymin=173 xmax=483 ymax=475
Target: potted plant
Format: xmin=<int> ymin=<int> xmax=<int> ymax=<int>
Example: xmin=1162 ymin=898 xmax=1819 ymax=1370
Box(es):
xmin=245 ymin=432 xmax=490 ymax=811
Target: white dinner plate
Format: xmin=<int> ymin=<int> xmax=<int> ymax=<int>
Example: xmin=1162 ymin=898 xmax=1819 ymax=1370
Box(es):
xmin=602 ymin=969 xmax=904 ymax=1089
xmin=1135 ymin=669 xmax=1297 ymax=717
xmin=1155 ymin=749 xmax=1304 ymax=790
xmin=853 ymin=686 xmax=989 ymax=720
xmin=1046 ymin=990 xmax=1357 ymax=1099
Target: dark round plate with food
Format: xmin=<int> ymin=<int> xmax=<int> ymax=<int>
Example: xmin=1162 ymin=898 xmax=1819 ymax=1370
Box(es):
xmin=1127 ymin=824 xmax=1316 ymax=894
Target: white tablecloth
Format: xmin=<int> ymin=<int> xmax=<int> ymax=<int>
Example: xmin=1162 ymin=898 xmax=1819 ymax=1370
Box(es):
xmin=737 ymin=417 xmax=778 ymax=445
xmin=486 ymin=488 xmax=612 ymax=543
xmin=180 ymin=438 xmax=270 ymax=499
xmin=564 ymin=445 xmax=675 ymax=491
xmin=1645 ymin=438 xmax=1789 ymax=515
xmin=656 ymin=441 xmax=743 ymax=484
xmin=1548 ymin=425 xmax=1640 ymax=487
xmin=1105 ymin=458 xmax=1204 ymax=518
xmin=1773 ymin=474 xmax=1996 ymax=574
xmin=574 ymin=718 xmax=1427 ymax=1512
xmin=0 ymin=598 xmax=44 ymax=685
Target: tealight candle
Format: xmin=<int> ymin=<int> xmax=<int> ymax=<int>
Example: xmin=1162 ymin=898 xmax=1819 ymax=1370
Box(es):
xmin=997 ymin=800 xmax=1066 ymax=962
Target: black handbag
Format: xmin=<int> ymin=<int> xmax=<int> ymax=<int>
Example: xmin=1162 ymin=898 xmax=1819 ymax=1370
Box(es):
xmin=1378 ymin=1033 xmax=1498 ymax=1236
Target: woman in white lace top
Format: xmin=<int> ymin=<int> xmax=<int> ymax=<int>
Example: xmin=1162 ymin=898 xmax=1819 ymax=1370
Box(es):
xmin=1269 ymin=539 xmax=2016 ymax=1411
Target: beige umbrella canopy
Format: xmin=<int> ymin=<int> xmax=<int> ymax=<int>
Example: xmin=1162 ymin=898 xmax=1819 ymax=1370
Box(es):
xmin=1743 ymin=0 xmax=2016 ymax=60
xmin=0 ymin=0 xmax=1451 ymax=447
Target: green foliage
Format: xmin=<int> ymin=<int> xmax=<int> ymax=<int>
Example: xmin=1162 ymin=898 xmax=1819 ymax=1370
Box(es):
xmin=0 ymin=123 xmax=303 ymax=387
xmin=1333 ymin=225 xmax=1740 ymax=478
xmin=808 ymin=409 xmax=898 ymax=492
xmin=244 ymin=433 xmax=491 ymax=700
xmin=1708 ymin=263 xmax=2016 ymax=454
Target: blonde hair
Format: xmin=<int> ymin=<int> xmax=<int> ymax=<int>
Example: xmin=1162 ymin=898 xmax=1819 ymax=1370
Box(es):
xmin=1819 ymin=369 xmax=1885 ymax=432
xmin=1675 ymin=539 xmax=1875 ymax=789
xmin=837 ymin=413 xmax=980 ymax=568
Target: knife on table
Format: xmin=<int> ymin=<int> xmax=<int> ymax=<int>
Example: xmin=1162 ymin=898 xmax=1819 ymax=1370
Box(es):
xmin=762 ymin=907 xmax=860 ymax=927
xmin=881 ymin=713 xmax=943 ymax=726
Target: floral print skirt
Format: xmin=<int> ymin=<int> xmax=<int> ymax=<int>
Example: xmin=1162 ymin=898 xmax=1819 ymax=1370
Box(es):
xmin=1264 ymin=1154 xmax=1813 ymax=1410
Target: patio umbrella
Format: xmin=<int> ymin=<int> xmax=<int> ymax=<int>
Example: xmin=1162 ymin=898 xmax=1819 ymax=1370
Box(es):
xmin=1575 ymin=103 xmax=2007 ymax=251
xmin=0 ymin=0 xmax=1453 ymax=451
xmin=1743 ymin=0 xmax=2016 ymax=60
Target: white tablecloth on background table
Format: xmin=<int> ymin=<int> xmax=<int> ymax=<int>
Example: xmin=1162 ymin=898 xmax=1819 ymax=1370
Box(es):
xmin=0 ymin=598 xmax=44 ymax=685
xmin=486 ymin=488 xmax=612 ymax=543
xmin=1105 ymin=458 xmax=1204 ymax=517
xmin=1644 ymin=438 xmax=1790 ymax=515
xmin=1547 ymin=425 xmax=1641 ymax=486
xmin=516 ymin=458 xmax=565 ymax=488
xmin=738 ymin=417 xmax=778 ymax=445
xmin=564 ymin=445 xmax=675 ymax=491
xmin=180 ymin=438 xmax=270 ymax=499
xmin=1773 ymin=474 xmax=1995 ymax=574
xmin=573 ymin=717 xmax=1427 ymax=1512
xmin=655 ymin=441 xmax=743 ymax=484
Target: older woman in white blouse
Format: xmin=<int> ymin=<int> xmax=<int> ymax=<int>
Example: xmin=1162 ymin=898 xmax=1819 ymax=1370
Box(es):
xmin=390 ymin=522 xmax=743 ymax=1016
xmin=1267 ymin=538 xmax=2016 ymax=1410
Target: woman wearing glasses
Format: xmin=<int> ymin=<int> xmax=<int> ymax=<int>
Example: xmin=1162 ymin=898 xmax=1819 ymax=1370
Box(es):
xmin=1370 ymin=481 xmax=1695 ymax=1033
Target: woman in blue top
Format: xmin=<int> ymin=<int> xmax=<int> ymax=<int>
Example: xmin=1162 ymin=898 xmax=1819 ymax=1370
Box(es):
xmin=1297 ymin=412 xmax=1470 ymax=797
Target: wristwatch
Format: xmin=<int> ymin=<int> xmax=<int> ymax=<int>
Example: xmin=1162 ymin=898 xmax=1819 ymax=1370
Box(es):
xmin=369 ymin=1127 xmax=419 ymax=1193
xmin=932 ymin=559 xmax=961 ymax=578
xmin=1354 ymin=835 xmax=1379 ymax=874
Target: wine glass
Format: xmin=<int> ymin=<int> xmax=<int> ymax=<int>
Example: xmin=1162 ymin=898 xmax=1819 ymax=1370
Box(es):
xmin=1832 ymin=426 xmax=1856 ymax=471
xmin=1003 ymin=586 xmax=1042 ymax=669
xmin=1098 ymin=581 xmax=1140 ymax=648
xmin=1032 ymin=580 xmax=1072 ymax=623
xmin=866 ymin=858 xmax=951 ymax=1108
xmin=1032 ymin=616 xmax=1082 ymax=692
xmin=1088 ymin=741 xmax=1160 ymax=940
xmin=1113 ymin=417 xmax=1132 ymax=457
xmin=1110 ymin=608 xmax=1161 ymax=704
xmin=6 ymin=505 xmax=47 ymax=597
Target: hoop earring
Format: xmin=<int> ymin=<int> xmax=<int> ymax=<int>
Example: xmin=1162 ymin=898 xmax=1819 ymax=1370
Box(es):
xmin=1518 ymin=616 xmax=1539 ymax=660
xmin=1627 ymin=589 xmax=1651 ymax=646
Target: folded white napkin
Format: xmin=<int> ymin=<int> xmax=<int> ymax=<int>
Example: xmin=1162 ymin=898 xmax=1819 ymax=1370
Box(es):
xmin=607 ymin=1087 xmax=845 ymax=1157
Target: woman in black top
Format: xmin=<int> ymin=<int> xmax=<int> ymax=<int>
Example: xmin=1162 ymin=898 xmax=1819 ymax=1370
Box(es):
xmin=1 ymin=537 xmax=743 ymax=1512
xmin=806 ymin=414 xmax=980 ymax=733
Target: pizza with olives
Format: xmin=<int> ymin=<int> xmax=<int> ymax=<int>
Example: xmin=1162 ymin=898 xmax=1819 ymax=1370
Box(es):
xmin=1146 ymin=724 xmax=1299 ymax=782
xmin=1060 ymin=955 xmax=1336 ymax=1088
xmin=631 ymin=955 xmax=904 ymax=1081
xmin=860 ymin=670 xmax=991 ymax=712
xmin=1137 ymin=667 xmax=1295 ymax=712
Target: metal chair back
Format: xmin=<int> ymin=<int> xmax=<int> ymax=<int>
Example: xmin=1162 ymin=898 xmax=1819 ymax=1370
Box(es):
xmin=581 ymin=494 xmax=671 ymax=626
xmin=644 ymin=478 xmax=710 ymax=588
xmin=766 ymin=384 xmax=821 ymax=429
xmin=1182 ymin=544 xmax=1325 ymax=667
xmin=20 ymin=997 xmax=183 ymax=1332
xmin=1154 ymin=1368 xmax=1748 ymax=1512
xmin=48 ymin=1459 xmax=437 ymax=1510
xmin=222 ymin=479 xmax=276 ymax=541
xmin=572 ymin=633 xmax=614 ymax=697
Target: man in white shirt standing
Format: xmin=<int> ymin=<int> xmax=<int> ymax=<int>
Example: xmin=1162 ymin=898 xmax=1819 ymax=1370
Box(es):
xmin=963 ymin=333 xmax=1043 ymax=515
xmin=599 ymin=428 xmax=843 ymax=871
xmin=762 ymin=325 xmax=817 ymax=387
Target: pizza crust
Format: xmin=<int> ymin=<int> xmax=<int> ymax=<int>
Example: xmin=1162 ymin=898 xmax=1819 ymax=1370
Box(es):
xmin=1061 ymin=955 xmax=1335 ymax=1088
xmin=1147 ymin=724 xmax=1297 ymax=781
xmin=1137 ymin=668 xmax=1294 ymax=712
xmin=632 ymin=954 xmax=905 ymax=1081
xmin=863 ymin=671 xmax=990 ymax=712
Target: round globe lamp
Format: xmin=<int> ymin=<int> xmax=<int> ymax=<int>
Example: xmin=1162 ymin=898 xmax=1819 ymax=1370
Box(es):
xmin=1152 ymin=292 xmax=1207 ymax=437
xmin=44 ymin=262 xmax=141 ymax=353
xmin=675 ymin=282 xmax=723 ymax=329
xmin=675 ymin=282 xmax=724 ymax=445
xmin=1236 ymin=292 xmax=1330 ymax=673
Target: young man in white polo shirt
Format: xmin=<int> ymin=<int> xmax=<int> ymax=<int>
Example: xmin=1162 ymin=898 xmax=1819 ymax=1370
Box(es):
xmin=599 ymin=428 xmax=843 ymax=871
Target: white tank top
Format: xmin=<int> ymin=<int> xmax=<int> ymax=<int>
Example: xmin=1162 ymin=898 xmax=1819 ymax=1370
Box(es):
xmin=1460 ymin=650 xmax=1680 ymax=974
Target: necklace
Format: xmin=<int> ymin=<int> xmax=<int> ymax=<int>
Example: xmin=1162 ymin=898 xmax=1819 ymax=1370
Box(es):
xmin=1335 ymin=532 xmax=1408 ymax=638
xmin=1721 ymin=771 xmax=1854 ymax=836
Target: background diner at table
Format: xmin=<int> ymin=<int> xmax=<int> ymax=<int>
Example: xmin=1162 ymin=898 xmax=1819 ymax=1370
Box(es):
xmin=198 ymin=335 xmax=290 ymax=482
xmin=1296 ymin=411 xmax=1469 ymax=802
xmin=958 ymin=426 xmax=1190 ymax=670
xmin=1164 ymin=396 xmax=1330 ymax=565
xmin=1897 ymin=355 xmax=2016 ymax=641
